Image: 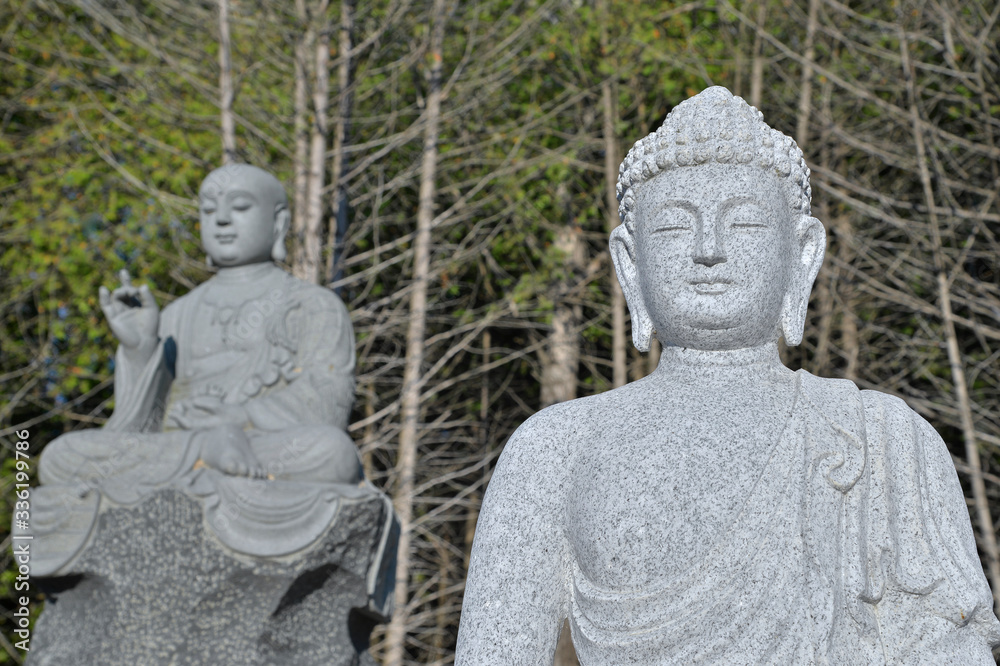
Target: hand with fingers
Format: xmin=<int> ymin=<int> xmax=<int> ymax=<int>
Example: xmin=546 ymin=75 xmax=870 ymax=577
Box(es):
xmin=99 ymin=269 xmax=160 ymax=360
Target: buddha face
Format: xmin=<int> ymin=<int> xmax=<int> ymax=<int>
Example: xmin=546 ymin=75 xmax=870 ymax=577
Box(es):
xmin=612 ymin=162 xmax=825 ymax=351
xmin=199 ymin=165 xmax=289 ymax=267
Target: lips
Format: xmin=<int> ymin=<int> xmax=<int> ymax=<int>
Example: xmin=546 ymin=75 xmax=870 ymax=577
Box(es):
xmin=690 ymin=279 xmax=732 ymax=295
xmin=215 ymin=234 xmax=237 ymax=244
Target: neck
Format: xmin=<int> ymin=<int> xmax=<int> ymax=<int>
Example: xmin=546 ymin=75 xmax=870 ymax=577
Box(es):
xmin=211 ymin=261 xmax=276 ymax=283
xmin=652 ymin=341 xmax=792 ymax=385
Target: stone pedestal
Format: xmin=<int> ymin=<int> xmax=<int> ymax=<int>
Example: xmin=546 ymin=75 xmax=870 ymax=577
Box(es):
xmin=28 ymin=488 xmax=396 ymax=666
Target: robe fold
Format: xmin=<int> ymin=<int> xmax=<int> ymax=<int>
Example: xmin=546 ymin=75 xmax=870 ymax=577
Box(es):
xmin=565 ymin=371 xmax=1000 ymax=664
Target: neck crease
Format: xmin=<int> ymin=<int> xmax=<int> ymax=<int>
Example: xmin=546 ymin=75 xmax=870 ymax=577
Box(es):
xmin=211 ymin=261 xmax=276 ymax=284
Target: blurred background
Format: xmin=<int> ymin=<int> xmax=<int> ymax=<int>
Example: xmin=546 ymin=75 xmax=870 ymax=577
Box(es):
xmin=2 ymin=0 xmax=999 ymax=663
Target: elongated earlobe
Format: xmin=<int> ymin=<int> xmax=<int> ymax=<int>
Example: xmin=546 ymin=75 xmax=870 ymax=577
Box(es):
xmin=779 ymin=293 xmax=805 ymax=346
xmin=272 ymin=207 xmax=290 ymax=263
xmin=781 ymin=215 xmax=826 ymax=346
xmin=631 ymin=304 xmax=653 ymax=352
xmin=610 ymin=225 xmax=652 ymax=352
xmin=271 ymin=241 xmax=286 ymax=263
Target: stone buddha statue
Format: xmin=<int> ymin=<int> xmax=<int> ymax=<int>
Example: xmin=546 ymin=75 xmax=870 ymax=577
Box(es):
xmin=27 ymin=164 xmax=396 ymax=666
xmin=456 ymin=87 xmax=1000 ymax=664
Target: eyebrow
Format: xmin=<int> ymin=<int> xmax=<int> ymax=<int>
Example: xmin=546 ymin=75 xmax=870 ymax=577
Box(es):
xmin=718 ymin=196 xmax=762 ymax=217
xmin=658 ymin=199 xmax=699 ymax=215
xmin=648 ymin=199 xmax=700 ymax=228
xmin=227 ymin=190 xmax=258 ymax=201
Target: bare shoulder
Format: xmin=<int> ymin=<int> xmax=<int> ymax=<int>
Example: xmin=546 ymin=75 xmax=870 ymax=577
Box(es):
xmin=496 ymin=402 xmax=577 ymax=483
xmin=495 ymin=389 xmax=632 ymax=488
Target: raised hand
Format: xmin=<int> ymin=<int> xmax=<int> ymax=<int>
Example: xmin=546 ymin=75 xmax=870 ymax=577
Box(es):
xmin=98 ymin=269 xmax=160 ymax=354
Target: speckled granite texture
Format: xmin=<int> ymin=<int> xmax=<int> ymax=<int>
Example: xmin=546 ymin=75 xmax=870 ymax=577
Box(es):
xmin=27 ymin=487 xmax=395 ymax=666
xmin=456 ymin=87 xmax=1000 ymax=664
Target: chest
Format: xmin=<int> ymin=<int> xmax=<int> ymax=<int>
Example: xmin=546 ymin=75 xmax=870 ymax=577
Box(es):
xmin=566 ymin=391 xmax=798 ymax=589
xmin=180 ymin=292 xmax=280 ymax=372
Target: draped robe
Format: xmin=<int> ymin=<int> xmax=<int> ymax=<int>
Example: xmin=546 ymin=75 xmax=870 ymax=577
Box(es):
xmin=457 ymin=371 xmax=1000 ymax=664
xmin=33 ymin=263 xmax=391 ymax=588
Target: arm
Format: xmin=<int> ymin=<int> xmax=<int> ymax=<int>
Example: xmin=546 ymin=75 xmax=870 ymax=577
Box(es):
xmin=102 ymin=273 xmax=174 ymax=433
xmin=456 ymin=415 xmax=572 ymax=665
xmin=863 ymin=391 xmax=1000 ymax=663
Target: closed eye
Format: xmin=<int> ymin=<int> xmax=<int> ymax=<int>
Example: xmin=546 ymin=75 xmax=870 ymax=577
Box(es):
xmin=726 ymin=200 xmax=769 ymax=230
xmin=651 ymin=206 xmax=696 ymax=233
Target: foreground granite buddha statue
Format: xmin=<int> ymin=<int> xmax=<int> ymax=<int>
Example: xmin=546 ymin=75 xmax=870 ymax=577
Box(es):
xmin=456 ymin=87 xmax=1000 ymax=664
xmin=26 ymin=164 xmax=397 ymax=666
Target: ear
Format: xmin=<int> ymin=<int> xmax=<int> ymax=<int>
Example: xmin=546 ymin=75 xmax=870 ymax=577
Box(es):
xmin=610 ymin=225 xmax=653 ymax=352
xmin=272 ymin=206 xmax=290 ymax=263
xmin=780 ymin=215 xmax=826 ymax=346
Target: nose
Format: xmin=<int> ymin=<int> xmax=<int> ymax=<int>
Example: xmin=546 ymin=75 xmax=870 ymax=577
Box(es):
xmin=694 ymin=251 xmax=726 ymax=267
xmin=216 ymin=201 xmax=232 ymax=226
xmin=693 ymin=215 xmax=727 ymax=267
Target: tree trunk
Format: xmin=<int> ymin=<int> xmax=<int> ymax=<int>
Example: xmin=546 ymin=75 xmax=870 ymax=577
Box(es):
xmin=603 ymin=79 xmax=627 ymax=389
xmin=326 ymin=0 xmax=356 ymax=287
xmin=301 ymin=1 xmax=331 ymax=285
xmin=291 ymin=0 xmax=331 ymax=285
xmin=795 ymin=0 xmax=819 ymax=149
xmin=598 ymin=0 xmax=626 ymax=390
xmin=540 ymin=283 xmax=581 ymax=403
xmin=749 ymin=2 xmax=767 ymax=109
xmin=541 ymin=183 xmax=584 ymax=409
xmin=292 ymin=0 xmax=314 ymax=277
xmin=383 ymin=0 xmax=447 ymax=662
xmin=217 ymin=0 xmax=236 ymax=163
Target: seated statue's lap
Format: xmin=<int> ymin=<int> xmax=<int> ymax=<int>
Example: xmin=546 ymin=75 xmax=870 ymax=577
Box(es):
xmin=247 ymin=425 xmax=362 ymax=484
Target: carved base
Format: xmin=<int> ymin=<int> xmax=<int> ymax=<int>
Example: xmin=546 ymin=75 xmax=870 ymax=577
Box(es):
xmin=28 ymin=488 xmax=391 ymax=666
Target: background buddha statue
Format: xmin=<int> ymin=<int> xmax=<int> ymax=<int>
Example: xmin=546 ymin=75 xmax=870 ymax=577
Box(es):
xmin=26 ymin=164 xmax=396 ymax=666
xmin=40 ymin=164 xmax=360 ymax=493
xmin=456 ymin=87 xmax=1000 ymax=664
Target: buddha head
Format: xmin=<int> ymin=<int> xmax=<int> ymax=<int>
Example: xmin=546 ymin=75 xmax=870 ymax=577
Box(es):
xmin=610 ymin=86 xmax=826 ymax=353
xmin=198 ymin=164 xmax=290 ymax=267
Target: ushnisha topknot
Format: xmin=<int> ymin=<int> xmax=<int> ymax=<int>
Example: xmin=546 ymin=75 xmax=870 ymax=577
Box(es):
xmin=616 ymin=86 xmax=812 ymax=233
